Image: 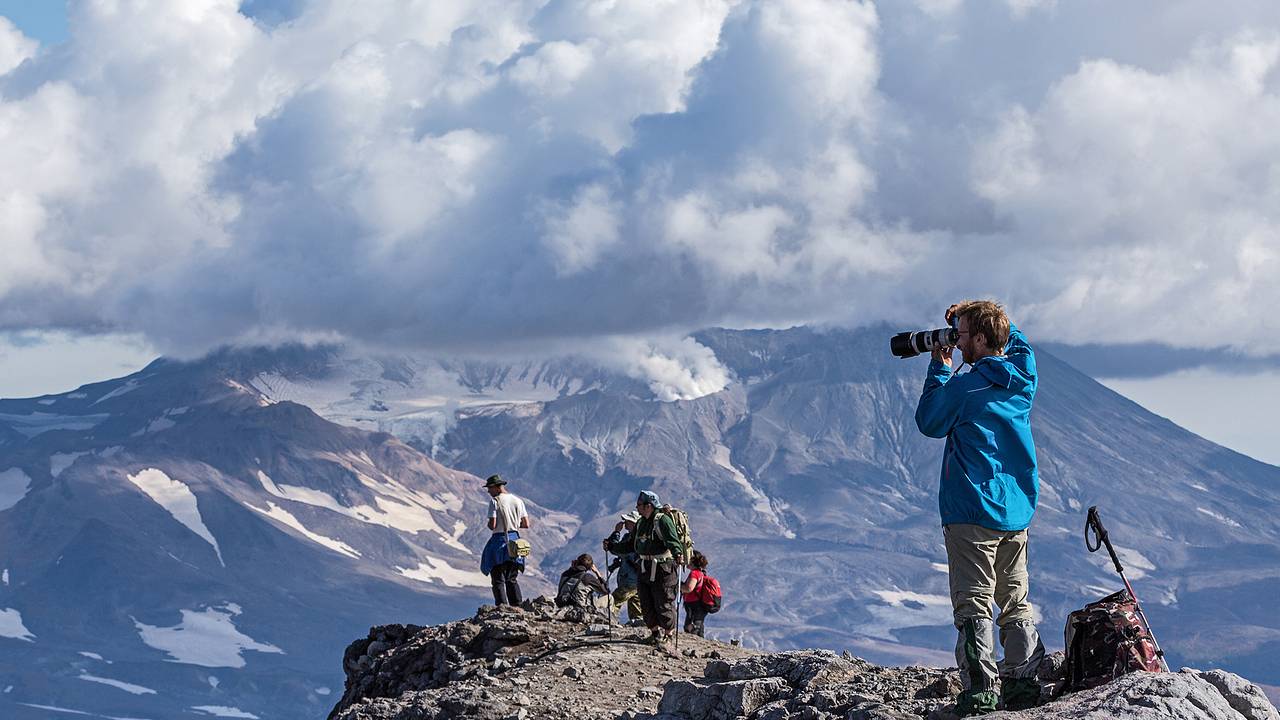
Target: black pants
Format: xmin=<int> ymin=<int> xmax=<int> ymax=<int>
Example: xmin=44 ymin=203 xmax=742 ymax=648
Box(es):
xmin=684 ymin=600 xmax=709 ymax=637
xmin=491 ymin=562 xmax=523 ymax=606
xmin=637 ymin=561 xmax=678 ymax=632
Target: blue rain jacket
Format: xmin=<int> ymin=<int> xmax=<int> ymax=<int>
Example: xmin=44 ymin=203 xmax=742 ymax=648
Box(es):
xmin=914 ymin=324 xmax=1039 ymax=531
xmin=481 ymin=531 xmax=525 ymax=575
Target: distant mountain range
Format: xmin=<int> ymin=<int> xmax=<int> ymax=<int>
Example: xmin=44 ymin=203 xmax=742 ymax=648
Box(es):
xmin=2 ymin=326 xmax=1278 ymax=719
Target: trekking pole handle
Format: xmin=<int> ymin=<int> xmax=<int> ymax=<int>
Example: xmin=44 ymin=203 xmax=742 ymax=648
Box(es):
xmin=1085 ymin=506 xmax=1125 ymax=575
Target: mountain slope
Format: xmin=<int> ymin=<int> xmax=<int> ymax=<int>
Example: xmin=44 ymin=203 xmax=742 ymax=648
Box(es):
xmin=0 ymin=355 xmax=573 ymax=720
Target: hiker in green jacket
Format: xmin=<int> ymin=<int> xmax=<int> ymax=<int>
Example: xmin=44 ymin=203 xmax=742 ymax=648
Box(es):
xmin=611 ymin=490 xmax=684 ymax=644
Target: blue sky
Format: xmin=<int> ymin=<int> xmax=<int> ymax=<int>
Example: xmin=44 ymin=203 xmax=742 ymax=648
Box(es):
xmin=0 ymin=1 xmax=66 ymax=45
xmin=1 ymin=1 xmax=1278 ymax=465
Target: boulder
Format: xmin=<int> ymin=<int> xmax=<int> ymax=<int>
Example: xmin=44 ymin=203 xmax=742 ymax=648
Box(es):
xmin=1196 ymin=669 xmax=1280 ymax=720
xmin=1008 ymin=669 xmax=1280 ymax=720
xmin=659 ymin=677 xmax=790 ymax=720
xmin=704 ymin=650 xmax=859 ymax=691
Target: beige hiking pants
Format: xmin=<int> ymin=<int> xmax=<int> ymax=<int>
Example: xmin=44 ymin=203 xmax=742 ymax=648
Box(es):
xmin=944 ymin=523 xmax=1035 ymax=627
xmin=944 ymin=523 xmax=1044 ymax=690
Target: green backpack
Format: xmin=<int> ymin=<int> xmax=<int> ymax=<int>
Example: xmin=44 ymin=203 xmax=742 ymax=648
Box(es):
xmin=658 ymin=505 xmax=693 ymax=566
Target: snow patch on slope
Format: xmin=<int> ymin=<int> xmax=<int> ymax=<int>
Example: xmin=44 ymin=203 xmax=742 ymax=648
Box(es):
xmin=50 ymin=452 xmax=89 ymax=478
xmin=18 ymin=703 xmax=102 ymax=716
xmin=862 ymin=590 xmax=952 ymax=642
xmin=256 ymin=470 xmax=467 ymax=552
xmin=1196 ymin=506 xmax=1243 ymax=528
xmin=0 ymin=608 xmax=35 ymax=641
xmin=710 ymin=444 xmax=793 ymax=538
xmin=1115 ymin=547 xmax=1156 ymax=580
xmin=126 ymin=468 xmax=224 ymax=566
xmin=93 ymin=379 xmax=140 ymax=404
xmin=78 ymin=672 xmax=156 ymax=695
xmin=134 ymin=604 xmax=282 ymax=668
xmin=133 ymin=416 xmax=176 ymax=435
xmin=0 ymin=468 xmax=32 ymax=511
xmin=192 ymin=706 xmax=259 ymax=719
xmin=396 ymin=556 xmax=489 ymax=588
xmin=245 ymin=501 xmax=360 ymax=558
xmin=0 ymin=412 xmax=110 ymax=437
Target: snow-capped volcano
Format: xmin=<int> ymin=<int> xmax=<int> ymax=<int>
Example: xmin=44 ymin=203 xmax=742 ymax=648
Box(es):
xmin=243 ymin=350 xmax=646 ymax=456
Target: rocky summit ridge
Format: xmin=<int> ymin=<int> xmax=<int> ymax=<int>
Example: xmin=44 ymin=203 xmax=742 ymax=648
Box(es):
xmin=328 ymin=601 xmax=1279 ymax=720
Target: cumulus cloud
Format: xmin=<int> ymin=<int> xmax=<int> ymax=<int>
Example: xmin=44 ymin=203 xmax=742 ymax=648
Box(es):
xmin=0 ymin=17 xmax=36 ymax=75
xmin=971 ymin=33 xmax=1280 ymax=348
xmin=1 ymin=0 xmax=1280 ymax=365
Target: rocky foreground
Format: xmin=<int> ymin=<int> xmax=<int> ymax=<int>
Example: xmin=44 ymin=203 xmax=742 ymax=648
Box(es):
xmin=327 ymin=599 xmax=1279 ymax=720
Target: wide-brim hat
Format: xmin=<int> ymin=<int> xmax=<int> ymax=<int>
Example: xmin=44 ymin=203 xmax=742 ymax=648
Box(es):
xmin=620 ymin=511 xmax=641 ymax=523
xmin=484 ymin=474 xmax=507 ymax=488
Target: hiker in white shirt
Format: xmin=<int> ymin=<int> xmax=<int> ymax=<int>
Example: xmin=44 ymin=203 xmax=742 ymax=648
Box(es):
xmin=479 ymin=474 xmax=531 ymax=606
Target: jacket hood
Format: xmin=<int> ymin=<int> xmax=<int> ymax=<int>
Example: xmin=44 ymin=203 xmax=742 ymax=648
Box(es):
xmin=973 ymin=354 xmax=1034 ymax=391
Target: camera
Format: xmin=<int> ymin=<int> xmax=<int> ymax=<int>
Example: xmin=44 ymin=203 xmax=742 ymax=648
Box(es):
xmin=890 ymin=328 xmax=959 ymax=359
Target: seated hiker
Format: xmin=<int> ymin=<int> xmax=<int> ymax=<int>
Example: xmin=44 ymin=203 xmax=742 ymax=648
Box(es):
xmin=555 ymin=553 xmax=609 ymax=610
xmin=681 ymin=551 xmax=717 ymax=637
xmin=603 ymin=511 xmax=644 ymax=625
xmin=610 ymin=491 xmax=685 ymax=646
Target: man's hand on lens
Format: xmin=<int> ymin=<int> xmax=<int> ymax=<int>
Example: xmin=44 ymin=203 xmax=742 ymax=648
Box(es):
xmin=932 ymin=345 xmax=953 ymax=368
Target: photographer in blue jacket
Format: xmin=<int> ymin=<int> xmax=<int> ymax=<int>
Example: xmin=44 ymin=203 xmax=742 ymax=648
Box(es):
xmin=915 ymin=300 xmax=1045 ymax=715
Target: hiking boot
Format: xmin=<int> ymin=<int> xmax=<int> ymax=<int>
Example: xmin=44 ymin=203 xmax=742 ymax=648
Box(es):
xmin=655 ymin=632 xmax=678 ymax=657
xmin=999 ymin=677 xmax=1040 ymax=711
xmin=954 ymin=689 xmax=998 ymax=716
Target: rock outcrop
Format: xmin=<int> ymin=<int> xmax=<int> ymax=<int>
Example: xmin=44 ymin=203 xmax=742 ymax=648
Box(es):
xmin=652 ymin=651 xmax=1278 ymax=720
xmin=328 ymin=598 xmax=755 ymax=720
xmin=328 ymin=603 xmax=1279 ymax=720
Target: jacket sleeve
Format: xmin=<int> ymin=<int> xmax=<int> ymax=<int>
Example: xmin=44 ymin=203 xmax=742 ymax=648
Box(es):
xmin=1004 ymin=323 xmax=1038 ymax=392
xmin=915 ymin=359 xmax=965 ymax=438
xmin=585 ymin=573 xmax=609 ymax=595
xmin=607 ymin=530 xmax=633 ymax=555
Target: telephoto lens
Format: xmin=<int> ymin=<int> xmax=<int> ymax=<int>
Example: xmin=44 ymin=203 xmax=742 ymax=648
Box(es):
xmin=890 ymin=328 xmax=959 ymax=359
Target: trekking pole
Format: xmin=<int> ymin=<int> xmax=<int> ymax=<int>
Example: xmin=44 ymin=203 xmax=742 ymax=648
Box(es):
xmin=605 ymin=549 xmax=615 ymax=640
xmin=675 ymin=578 xmax=682 ymax=654
xmin=1085 ymin=506 xmax=1170 ymax=671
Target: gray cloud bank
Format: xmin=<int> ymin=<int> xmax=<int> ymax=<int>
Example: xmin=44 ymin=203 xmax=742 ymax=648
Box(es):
xmin=2 ymin=0 xmax=1280 ymax=362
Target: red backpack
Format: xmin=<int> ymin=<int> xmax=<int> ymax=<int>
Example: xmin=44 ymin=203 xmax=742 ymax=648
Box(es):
xmin=699 ymin=575 xmax=722 ymax=613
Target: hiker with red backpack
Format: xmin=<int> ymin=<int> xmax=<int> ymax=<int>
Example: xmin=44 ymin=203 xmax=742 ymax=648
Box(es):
xmin=680 ymin=550 xmax=721 ymax=637
xmin=915 ymin=301 xmax=1045 ymax=716
xmin=610 ymin=490 xmax=686 ymax=647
